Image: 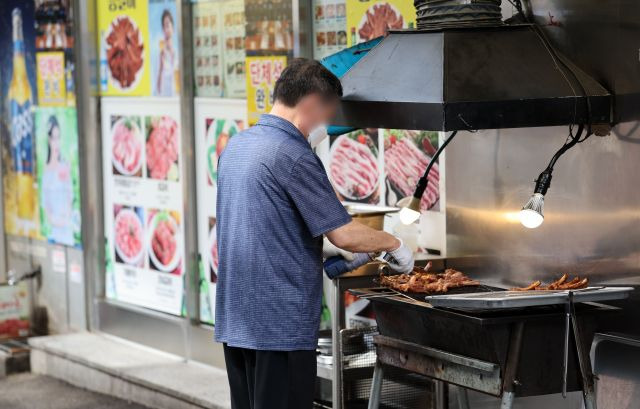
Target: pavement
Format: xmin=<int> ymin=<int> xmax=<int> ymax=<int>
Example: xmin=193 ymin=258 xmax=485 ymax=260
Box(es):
xmin=0 ymin=373 xmax=151 ymax=409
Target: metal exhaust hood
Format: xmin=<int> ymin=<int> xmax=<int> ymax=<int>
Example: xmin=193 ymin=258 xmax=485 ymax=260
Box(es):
xmin=332 ymin=25 xmax=612 ymax=131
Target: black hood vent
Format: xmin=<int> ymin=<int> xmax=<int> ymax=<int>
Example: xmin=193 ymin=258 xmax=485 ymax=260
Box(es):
xmin=332 ymin=24 xmax=612 ymax=131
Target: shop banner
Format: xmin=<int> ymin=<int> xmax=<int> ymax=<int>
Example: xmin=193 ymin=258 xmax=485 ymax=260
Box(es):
xmin=193 ymin=0 xmax=246 ymax=98
xmin=0 ymin=1 xmax=41 ymax=239
xmin=36 ymin=52 xmax=66 ymax=106
xmin=102 ymin=97 xmax=185 ymax=315
xmin=194 ymin=98 xmax=247 ymax=324
xmin=245 ymin=56 xmax=286 ymax=125
xmin=313 ymin=0 xmax=348 ymax=59
xmin=346 ymin=0 xmax=416 ymax=46
xmin=98 ymin=0 xmax=152 ymax=96
xmin=149 ymin=0 xmax=180 ymax=97
xmin=35 ymin=107 xmax=81 ymax=248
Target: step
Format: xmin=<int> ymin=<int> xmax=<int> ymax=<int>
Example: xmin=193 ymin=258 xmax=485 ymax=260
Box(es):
xmin=29 ymin=332 xmax=231 ymax=409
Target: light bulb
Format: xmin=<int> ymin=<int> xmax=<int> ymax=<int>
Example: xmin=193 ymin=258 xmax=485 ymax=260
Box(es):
xmin=519 ymin=193 xmax=545 ymax=229
xmin=397 ymin=196 xmax=421 ymax=225
xmin=399 ymin=206 xmax=421 ymax=225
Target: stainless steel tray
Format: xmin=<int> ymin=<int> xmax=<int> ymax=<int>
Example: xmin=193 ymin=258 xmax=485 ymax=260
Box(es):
xmin=425 ymin=287 xmax=634 ymax=309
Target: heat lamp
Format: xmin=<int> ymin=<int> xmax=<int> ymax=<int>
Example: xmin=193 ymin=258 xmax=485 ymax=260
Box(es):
xmin=519 ymin=124 xmax=590 ymax=229
xmin=398 ymin=131 xmax=458 ymax=225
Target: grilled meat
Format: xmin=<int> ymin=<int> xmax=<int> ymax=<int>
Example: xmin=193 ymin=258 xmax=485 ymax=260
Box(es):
xmin=511 ymin=275 xmax=589 ymax=291
xmin=380 ymin=267 xmax=479 ymax=294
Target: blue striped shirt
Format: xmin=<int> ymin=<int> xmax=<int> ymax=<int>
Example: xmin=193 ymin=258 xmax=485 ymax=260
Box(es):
xmin=215 ymin=114 xmax=351 ymax=350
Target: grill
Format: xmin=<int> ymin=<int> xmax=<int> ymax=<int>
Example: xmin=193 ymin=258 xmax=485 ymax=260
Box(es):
xmin=350 ymin=285 xmax=627 ymax=409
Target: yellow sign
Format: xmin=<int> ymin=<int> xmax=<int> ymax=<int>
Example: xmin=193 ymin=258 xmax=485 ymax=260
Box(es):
xmin=346 ymin=0 xmax=416 ymax=46
xmin=245 ymin=56 xmax=287 ymax=125
xmin=36 ymin=52 xmax=66 ymax=106
xmin=98 ymin=0 xmax=151 ymax=96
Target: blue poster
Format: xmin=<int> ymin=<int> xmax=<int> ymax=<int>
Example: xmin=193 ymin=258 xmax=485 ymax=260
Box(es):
xmin=149 ymin=0 xmax=180 ymax=97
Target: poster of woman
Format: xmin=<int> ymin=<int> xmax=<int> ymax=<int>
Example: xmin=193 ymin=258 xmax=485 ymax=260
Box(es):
xmin=35 ymin=107 xmax=81 ymax=247
xmin=149 ymin=0 xmax=180 ymax=97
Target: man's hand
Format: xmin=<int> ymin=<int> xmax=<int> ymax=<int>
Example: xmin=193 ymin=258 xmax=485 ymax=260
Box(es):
xmin=323 ymin=237 xmax=355 ymax=261
xmin=386 ymin=239 xmax=414 ymax=274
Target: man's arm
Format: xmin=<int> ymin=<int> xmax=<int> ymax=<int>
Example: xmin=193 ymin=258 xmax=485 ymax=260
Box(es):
xmin=325 ymin=220 xmax=400 ymax=253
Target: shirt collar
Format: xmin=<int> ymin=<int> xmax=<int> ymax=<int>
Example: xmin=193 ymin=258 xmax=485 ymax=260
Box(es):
xmin=257 ymin=114 xmax=307 ymax=142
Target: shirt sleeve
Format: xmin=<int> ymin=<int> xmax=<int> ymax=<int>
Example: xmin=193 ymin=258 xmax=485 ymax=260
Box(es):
xmin=285 ymin=152 xmax=352 ymax=237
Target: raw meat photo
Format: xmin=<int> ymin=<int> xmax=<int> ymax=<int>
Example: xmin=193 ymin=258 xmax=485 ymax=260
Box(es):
xmin=146 ymin=116 xmax=180 ymax=181
xmin=147 ymin=210 xmax=182 ymax=274
xmin=384 ymin=130 xmax=440 ymax=211
xmin=329 ymin=130 xmax=380 ymax=204
xmin=113 ymin=205 xmax=145 ymax=266
xmin=205 ymin=118 xmax=244 ymax=185
xmin=105 ymin=16 xmax=145 ymax=90
xmin=112 ymin=117 xmax=143 ymax=177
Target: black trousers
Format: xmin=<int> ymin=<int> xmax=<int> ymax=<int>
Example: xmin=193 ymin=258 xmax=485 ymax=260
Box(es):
xmin=223 ymin=344 xmax=317 ymax=409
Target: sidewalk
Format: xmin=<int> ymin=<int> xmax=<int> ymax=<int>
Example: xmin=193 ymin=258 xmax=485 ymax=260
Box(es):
xmin=0 ymin=373 xmax=150 ymax=409
xmin=29 ymin=333 xmax=231 ymax=409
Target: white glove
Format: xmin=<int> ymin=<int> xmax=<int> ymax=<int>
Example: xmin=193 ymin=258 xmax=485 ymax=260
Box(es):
xmin=386 ymin=238 xmax=414 ymax=273
xmin=322 ymin=237 xmax=355 ymax=261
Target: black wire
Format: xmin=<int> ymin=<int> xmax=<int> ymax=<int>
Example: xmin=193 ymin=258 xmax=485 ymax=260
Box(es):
xmin=547 ymin=124 xmax=586 ymax=171
xmin=412 ymin=131 xmax=458 ymax=200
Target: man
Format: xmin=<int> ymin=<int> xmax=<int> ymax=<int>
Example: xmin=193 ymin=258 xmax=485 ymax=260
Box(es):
xmin=216 ymin=58 xmax=414 ymax=409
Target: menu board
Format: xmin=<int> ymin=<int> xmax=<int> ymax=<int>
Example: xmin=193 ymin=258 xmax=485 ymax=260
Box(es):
xmin=313 ymin=0 xmax=348 ymax=59
xmin=245 ymin=56 xmax=286 ymax=125
xmin=102 ymin=97 xmax=185 ymax=315
xmin=98 ymin=0 xmax=152 ymax=96
xmin=149 ymin=0 xmax=180 ymax=97
xmin=194 ymin=98 xmax=247 ymax=324
xmin=193 ymin=0 xmax=246 ymax=98
xmin=193 ymin=2 xmax=223 ymax=97
xmin=346 ymin=0 xmax=415 ymax=46
xmin=221 ymin=0 xmax=247 ymax=98
xmin=245 ymin=0 xmax=293 ymax=53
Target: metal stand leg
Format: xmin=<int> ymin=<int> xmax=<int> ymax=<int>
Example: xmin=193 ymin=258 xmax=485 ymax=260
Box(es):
xmin=500 ymin=321 xmax=525 ymax=409
xmin=457 ymin=386 xmax=470 ymax=409
xmin=331 ymin=278 xmax=344 ymax=409
xmin=568 ymin=292 xmax=597 ymax=409
xmin=434 ymin=380 xmax=448 ymax=409
xmin=367 ymin=360 xmax=384 ymax=409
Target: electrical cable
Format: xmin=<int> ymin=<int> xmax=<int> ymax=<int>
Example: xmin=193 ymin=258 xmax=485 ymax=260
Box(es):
xmin=412 ymin=131 xmax=458 ymax=200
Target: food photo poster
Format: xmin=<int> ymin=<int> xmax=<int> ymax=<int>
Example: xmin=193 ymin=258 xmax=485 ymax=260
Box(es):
xmin=149 ymin=0 xmax=180 ymax=97
xmin=346 ymin=0 xmax=416 ymax=46
xmin=98 ymin=0 xmax=151 ymax=96
xmin=102 ymin=97 xmax=185 ymax=315
xmin=318 ymin=129 xmax=447 ymax=256
xmin=0 ymin=1 xmax=41 ymax=239
xmin=35 ymin=107 xmax=81 ymax=248
xmin=194 ymin=98 xmax=247 ymax=325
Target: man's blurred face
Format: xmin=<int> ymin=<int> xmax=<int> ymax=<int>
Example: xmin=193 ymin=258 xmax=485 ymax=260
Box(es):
xmin=296 ymin=93 xmax=339 ymax=136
